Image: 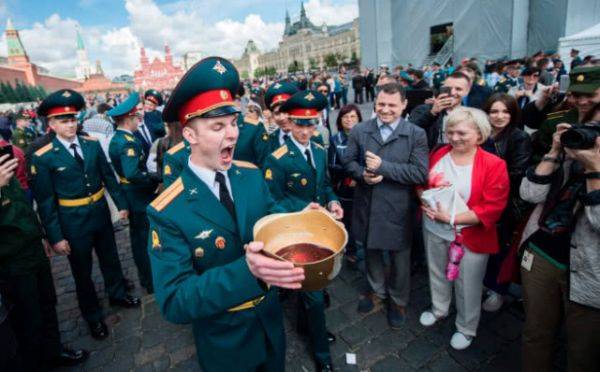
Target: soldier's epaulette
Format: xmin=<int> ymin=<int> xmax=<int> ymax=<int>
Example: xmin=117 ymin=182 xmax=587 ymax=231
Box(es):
xmin=498 ymin=77 xmax=506 ymax=83
xmin=167 ymin=142 xmax=185 ymax=155
xmin=547 ymin=109 xmax=569 ymax=118
xmin=244 ymin=116 xmax=260 ymax=125
xmin=150 ymin=178 xmax=184 ymax=212
xmin=124 ymin=134 xmax=135 ymax=142
xmin=313 ymin=142 xmax=324 ymax=150
xmin=233 ymin=160 xmax=258 ymax=169
xmin=82 ymin=135 xmax=98 ymax=142
xmin=34 ymin=143 xmax=53 ymax=157
xmin=272 ymin=145 xmax=288 ymax=160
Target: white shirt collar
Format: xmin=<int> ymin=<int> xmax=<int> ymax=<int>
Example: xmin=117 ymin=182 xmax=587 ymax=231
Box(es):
xmin=278 ymin=128 xmax=290 ymax=144
xmin=376 ymin=117 xmax=400 ymax=131
xmin=187 ymin=158 xmax=231 ymax=200
xmin=56 ymin=135 xmax=81 ymax=151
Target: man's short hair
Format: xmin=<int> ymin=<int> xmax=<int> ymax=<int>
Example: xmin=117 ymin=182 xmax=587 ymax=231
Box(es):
xmin=376 ymin=83 xmax=406 ymax=100
xmin=445 ymin=107 xmax=491 ymax=144
xmin=97 ymin=103 xmax=111 ymax=114
xmin=446 ymin=71 xmax=471 ymax=84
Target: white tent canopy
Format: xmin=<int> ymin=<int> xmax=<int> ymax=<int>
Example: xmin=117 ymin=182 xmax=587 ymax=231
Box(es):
xmin=559 ymin=22 xmax=600 ymax=71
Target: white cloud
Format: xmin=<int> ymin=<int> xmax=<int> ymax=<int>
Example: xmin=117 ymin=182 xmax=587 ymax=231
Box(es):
xmin=304 ymin=0 xmax=358 ymax=26
xmin=0 ymin=0 xmax=356 ymax=78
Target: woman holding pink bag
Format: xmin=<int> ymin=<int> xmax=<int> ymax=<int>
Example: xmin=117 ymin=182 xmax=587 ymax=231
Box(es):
xmin=418 ymin=107 xmax=509 ymax=350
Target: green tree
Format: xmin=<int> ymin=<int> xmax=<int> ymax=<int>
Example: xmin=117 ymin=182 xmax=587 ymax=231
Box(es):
xmin=1 ymin=82 xmax=17 ymax=103
xmin=324 ymin=53 xmax=338 ymax=68
xmin=309 ymin=57 xmax=318 ymax=70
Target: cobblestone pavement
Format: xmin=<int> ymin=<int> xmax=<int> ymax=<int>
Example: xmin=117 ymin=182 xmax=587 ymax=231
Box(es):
xmin=50 ymin=227 xmax=539 ymax=372
xmin=49 ymin=100 xmax=561 ymax=371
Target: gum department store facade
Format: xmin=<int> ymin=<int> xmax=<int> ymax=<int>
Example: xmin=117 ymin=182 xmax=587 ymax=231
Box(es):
xmin=234 ymin=3 xmax=360 ymax=78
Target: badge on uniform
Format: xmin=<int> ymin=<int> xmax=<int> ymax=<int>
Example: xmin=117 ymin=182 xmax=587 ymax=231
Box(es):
xmin=521 ymin=250 xmax=534 ymax=272
xmin=195 ymin=229 xmax=213 ymax=239
xmin=262 ymin=133 xmax=269 ymax=141
xmin=57 ymin=167 xmax=66 ymax=172
xmin=127 ymin=148 xmax=136 ymax=157
xmin=300 ymin=178 xmax=308 ymax=186
xmin=151 ymin=230 xmax=161 ymax=250
xmin=194 ymin=247 xmax=205 ymax=258
xmin=164 ymin=164 xmax=171 ymax=175
xmin=30 ymin=165 xmax=36 ymax=175
xmin=265 ymin=169 xmax=273 ymax=180
xmin=215 ymin=236 xmax=226 ymax=249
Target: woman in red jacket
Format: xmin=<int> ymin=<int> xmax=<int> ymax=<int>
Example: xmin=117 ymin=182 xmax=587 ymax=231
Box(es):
xmin=418 ymin=107 xmax=509 ymax=350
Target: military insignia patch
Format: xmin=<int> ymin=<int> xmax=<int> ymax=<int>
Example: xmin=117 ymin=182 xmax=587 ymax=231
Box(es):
xmin=30 ymin=165 xmax=36 ymax=175
xmin=215 ymin=236 xmax=226 ymax=249
xmin=57 ymin=167 xmax=66 ymax=172
xmin=213 ymin=60 xmax=227 ymax=75
xmin=127 ymin=149 xmax=135 ymax=157
xmin=151 ymin=230 xmax=161 ymax=250
xmin=577 ymin=74 xmax=585 ymax=82
xmin=195 ymin=229 xmax=213 ymax=240
xmin=194 ymin=247 xmax=205 ymax=258
xmin=265 ymin=169 xmax=273 ymax=180
xmin=301 ymin=178 xmax=308 ymax=186
xmin=164 ymin=164 xmax=171 ymax=175
xmin=304 ymin=92 xmax=315 ymax=101
xmin=262 ymin=133 xmax=269 ymax=141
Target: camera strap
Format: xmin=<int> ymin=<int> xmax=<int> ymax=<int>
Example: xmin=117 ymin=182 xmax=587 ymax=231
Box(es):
xmin=584 ymin=172 xmax=600 ymax=179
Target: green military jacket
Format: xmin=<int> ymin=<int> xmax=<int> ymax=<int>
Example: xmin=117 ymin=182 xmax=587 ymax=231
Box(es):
xmin=108 ymin=129 xmax=157 ymax=213
xmin=0 ymin=178 xmax=47 ymax=276
xmin=11 ymin=127 xmax=37 ymax=151
xmin=162 ymin=139 xmax=191 ymax=188
xmin=30 ymin=135 xmax=127 ymax=244
xmin=265 ymin=128 xmax=324 ymax=162
xmin=147 ymin=160 xmax=285 ymax=371
xmin=234 ymin=115 xmax=270 ymax=167
xmin=534 ymin=108 xmax=579 ymax=161
xmin=263 ymin=138 xmax=337 ymax=212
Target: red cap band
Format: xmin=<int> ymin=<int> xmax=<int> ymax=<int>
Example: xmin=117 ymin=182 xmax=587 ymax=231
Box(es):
xmin=179 ymin=89 xmax=234 ymax=125
xmin=288 ymin=108 xmax=319 ymax=119
xmin=146 ymin=96 xmax=159 ymax=105
xmin=271 ymin=93 xmax=291 ymax=106
xmin=46 ymin=106 xmax=77 ymax=117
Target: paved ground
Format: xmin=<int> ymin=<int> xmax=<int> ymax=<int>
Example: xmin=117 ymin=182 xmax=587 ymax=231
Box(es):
xmin=49 ymin=99 xmax=563 ymax=371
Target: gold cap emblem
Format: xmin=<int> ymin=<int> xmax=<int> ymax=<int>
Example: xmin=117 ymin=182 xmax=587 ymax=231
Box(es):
xmin=213 ymin=60 xmax=227 ymax=75
xmin=304 ymin=92 xmax=315 ymax=101
xmin=220 ymin=90 xmax=228 ymax=100
xmin=62 ymin=91 xmax=71 ymax=97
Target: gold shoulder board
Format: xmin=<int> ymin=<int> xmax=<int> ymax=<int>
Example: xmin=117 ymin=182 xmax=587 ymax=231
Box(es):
xmin=34 ymin=143 xmax=53 ymax=157
xmin=150 ymin=178 xmax=184 ymax=212
xmin=167 ymin=142 xmax=185 ymax=155
xmin=233 ymin=160 xmax=258 ymax=169
xmin=272 ymin=145 xmax=288 ymax=160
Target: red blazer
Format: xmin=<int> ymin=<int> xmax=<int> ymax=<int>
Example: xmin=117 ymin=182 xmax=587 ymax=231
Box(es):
xmin=428 ymin=145 xmax=509 ymax=254
xmin=0 ymin=139 xmax=28 ymax=190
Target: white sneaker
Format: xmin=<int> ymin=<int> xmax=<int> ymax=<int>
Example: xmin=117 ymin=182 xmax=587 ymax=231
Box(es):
xmin=482 ymin=291 xmax=504 ymax=312
xmin=450 ymin=332 xmax=473 ymax=350
xmin=419 ymin=311 xmax=439 ymax=327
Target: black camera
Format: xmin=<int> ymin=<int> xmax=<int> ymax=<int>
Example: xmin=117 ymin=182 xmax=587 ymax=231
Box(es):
xmin=560 ymin=123 xmax=600 ymax=150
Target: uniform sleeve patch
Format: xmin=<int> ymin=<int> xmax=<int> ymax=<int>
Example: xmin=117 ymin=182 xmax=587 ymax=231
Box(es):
xmin=164 ymin=164 xmax=172 ymax=175
xmin=151 ymin=230 xmax=162 ymax=250
xmin=265 ymin=168 xmax=273 ymax=180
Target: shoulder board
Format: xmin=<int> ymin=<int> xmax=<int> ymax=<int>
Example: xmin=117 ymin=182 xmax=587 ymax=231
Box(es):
xmin=313 ymin=142 xmax=324 ymax=150
xmin=243 ymin=116 xmax=260 ymax=125
xmin=272 ymin=145 xmax=288 ymax=160
xmin=167 ymin=142 xmax=185 ymax=155
xmin=150 ymin=178 xmax=184 ymax=212
xmin=124 ymin=134 xmax=135 ymax=142
xmin=312 ymin=130 xmax=320 ymax=137
xmin=547 ymin=109 xmax=569 ymax=118
xmin=498 ymin=77 xmax=506 ymax=83
xmin=34 ymin=143 xmax=53 ymax=157
xmin=82 ymin=135 xmax=98 ymax=142
xmin=233 ymin=160 xmax=258 ymax=169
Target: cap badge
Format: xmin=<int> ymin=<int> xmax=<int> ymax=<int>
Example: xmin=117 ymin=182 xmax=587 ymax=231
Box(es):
xmin=577 ymin=74 xmax=585 ymax=82
xmin=62 ymin=91 xmax=71 ymax=97
xmin=274 ymin=83 xmax=282 ymax=89
xmin=304 ymin=92 xmax=315 ymax=101
xmin=220 ymin=90 xmax=228 ymax=100
xmin=305 ymin=109 xmax=311 ymax=115
xmin=213 ymin=60 xmax=227 ymax=75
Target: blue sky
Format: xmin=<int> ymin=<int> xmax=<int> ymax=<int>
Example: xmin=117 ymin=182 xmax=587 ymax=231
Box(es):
xmin=0 ymin=0 xmax=358 ymax=77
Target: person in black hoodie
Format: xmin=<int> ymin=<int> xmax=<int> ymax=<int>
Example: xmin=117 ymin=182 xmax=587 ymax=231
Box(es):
xmin=480 ymin=93 xmax=532 ymax=311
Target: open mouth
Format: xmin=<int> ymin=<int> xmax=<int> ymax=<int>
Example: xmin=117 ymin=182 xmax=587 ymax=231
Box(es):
xmin=220 ymin=144 xmax=235 ymax=163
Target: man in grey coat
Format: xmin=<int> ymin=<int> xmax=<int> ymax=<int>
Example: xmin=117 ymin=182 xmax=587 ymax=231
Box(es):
xmin=342 ymin=83 xmax=429 ymax=328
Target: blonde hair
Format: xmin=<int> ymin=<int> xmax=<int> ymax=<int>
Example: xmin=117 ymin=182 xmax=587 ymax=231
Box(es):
xmin=445 ymin=106 xmax=491 ymax=144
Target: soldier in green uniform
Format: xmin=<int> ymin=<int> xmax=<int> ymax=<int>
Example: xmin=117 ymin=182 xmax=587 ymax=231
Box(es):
xmin=161 ymin=137 xmax=190 ymax=187
xmin=11 ymin=110 xmax=37 ymax=151
xmin=107 ymin=92 xmax=157 ymax=294
xmin=30 ymin=89 xmax=140 ymax=340
xmin=524 ymin=66 xmax=600 ymax=160
xmin=148 ymin=56 xmax=306 ymax=371
xmin=263 ymin=90 xmax=343 ymax=372
xmin=494 ymin=60 xmax=520 ymax=93
xmin=234 ymin=106 xmax=270 ymax=167
xmin=143 ymin=89 xmax=167 ymax=139
xmin=0 ymin=154 xmax=89 ymax=370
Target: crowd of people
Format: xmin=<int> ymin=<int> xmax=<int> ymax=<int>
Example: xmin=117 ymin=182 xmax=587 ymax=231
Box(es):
xmin=0 ymin=47 xmax=599 ymax=372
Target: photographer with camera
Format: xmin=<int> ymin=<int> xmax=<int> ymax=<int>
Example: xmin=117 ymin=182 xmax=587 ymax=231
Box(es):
xmin=519 ymin=115 xmax=600 ymax=371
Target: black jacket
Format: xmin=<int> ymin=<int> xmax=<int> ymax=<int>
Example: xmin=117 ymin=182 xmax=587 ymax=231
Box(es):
xmin=328 ymin=131 xmax=355 ymax=199
xmin=465 ymin=84 xmax=492 ymax=109
xmin=352 ymin=75 xmax=365 ymax=90
xmin=409 ymin=103 xmax=446 ymax=150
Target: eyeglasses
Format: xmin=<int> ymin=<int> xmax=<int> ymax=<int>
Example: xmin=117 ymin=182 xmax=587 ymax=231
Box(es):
xmin=318 ymin=90 xmax=328 ymax=94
